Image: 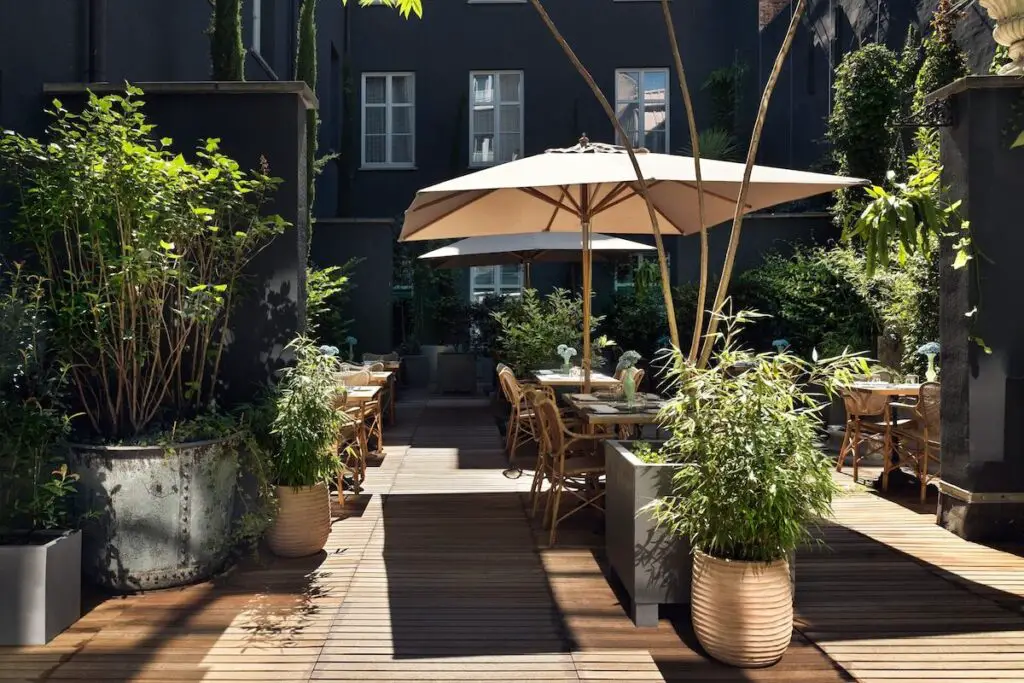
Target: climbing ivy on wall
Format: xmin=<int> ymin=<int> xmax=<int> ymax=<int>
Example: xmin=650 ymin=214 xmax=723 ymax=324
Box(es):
xmin=210 ymin=0 xmax=245 ymax=81
xmin=913 ymin=0 xmax=969 ymax=113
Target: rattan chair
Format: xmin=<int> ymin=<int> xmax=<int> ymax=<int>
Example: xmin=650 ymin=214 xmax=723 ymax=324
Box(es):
xmin=837 ymin=387 xmax=895 ymax=487
xmin=496 ymin=365 xmax=557 ymax=465
xmin=333 ymin=392 xmax=368 ymax=495
xmin=891 ymin=382 xmax=941 ymax=502
xmin=532 ymin=395 xmax=610 ymax=546
xmin=339 ymin=370 xmax=385 ymax=453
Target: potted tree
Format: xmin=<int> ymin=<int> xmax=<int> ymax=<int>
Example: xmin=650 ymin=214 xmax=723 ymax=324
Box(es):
xmin=0 ymin=265 xmax=82 ymax=645
xmin=650 ymin=311 xmax=864 ymax=668
xmin=263 ymin=338 xmax=345 ymax=558
xmin=0 ymin=88 xmax=288 ymax=591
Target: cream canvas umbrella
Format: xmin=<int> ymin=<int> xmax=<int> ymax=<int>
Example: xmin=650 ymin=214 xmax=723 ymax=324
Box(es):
xmin=399 ymin=139 xmax=868 ymax=389
xmin=418 ymin=232 xmax=655 ymax=288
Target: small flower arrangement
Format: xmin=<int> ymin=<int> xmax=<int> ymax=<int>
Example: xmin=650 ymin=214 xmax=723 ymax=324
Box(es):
xmin=772 ymin=339 xmax=790 ymax=353
xmin=917 ymin=341 xmax=940 ymax=381
xmin=319 ymin=345 xmax=340 ymax=357
xmin=345 ymin=336 xmax=358 ymax=361
xmin=556 ymin=344 xmax=578 ymax=370
xmin=615 ymin=350 xmax=642 ymax=375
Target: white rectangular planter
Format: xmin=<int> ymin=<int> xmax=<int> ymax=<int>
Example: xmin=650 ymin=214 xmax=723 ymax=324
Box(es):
xmin=0 ymin=530 xmax=82 ymax=645
xmin=604 ymin=440 xmax=693 ymax=627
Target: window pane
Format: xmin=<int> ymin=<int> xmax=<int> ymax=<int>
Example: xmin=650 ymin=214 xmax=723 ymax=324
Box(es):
xmin=616 ymin=102 xmax=640 ymax=142
xmin=644 ymin=130 xmax=667 ymax=154
xmin=392 ymin=105 xmax=413 ymax=134
xmin=391 ymin=75 xmax=413 ymax=104
xmin=365 ymin=106 xmax=386 ymax=135
xmin=498 ymin=73 xmax=521 ymax=102
xmin=642 ymin=70 xmax=667 ymax=102
xmin=616 ymin=71 xmax=639 ymax=102
xmin=472 ymin=107 xmax=495 ymax=134
xmin=364 ymin=134 xmax=386 ymax=164
xmin=364 ymin=77 xmax=386 ymax=104
xmin=499 ymin=265 xmax=521 ymax=287
xmin=498 ymin=133 xmax=521 ymax=162
xmin=498 ymin=104 xmax=520 ymax=132
xmin=472 ymin=75 xmax=495 ymax=105
xmin=472 ymin=267 xmax=495 ymax=287
xmin=391 ymin=134 xmax=413 ymax=164
xmin=472 ymin=135 xmax=495 ymax=165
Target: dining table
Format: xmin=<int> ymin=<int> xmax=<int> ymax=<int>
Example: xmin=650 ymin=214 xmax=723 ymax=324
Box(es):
xmin=342 ymin=370 xmax=397 ymax=423
xmin=532 ymin=369 xmax=621 ymax=389
xmin=561 ymin=391 xmax=666 ymax=434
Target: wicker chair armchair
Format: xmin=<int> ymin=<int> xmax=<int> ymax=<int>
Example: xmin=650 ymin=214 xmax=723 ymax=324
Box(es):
xmin=532 ymin=395 xmax=611 ymax=546
xmin=496 ymin=365 xmax=558 ymax=465
xmin=339 ymin=370 xmax=384 ymax=453
xmin=891 ymin=382 xmax=941 ymax=502
xmin=837 ymin=388 xmax=895 ymax=487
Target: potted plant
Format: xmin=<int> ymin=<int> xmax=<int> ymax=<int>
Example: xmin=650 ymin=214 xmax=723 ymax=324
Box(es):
xmin=650 ymin=311 xmax=864 ymax=667
xmin=604 ymin=439 xmax=693 ymax=627
xmin=263 ymin=338 xmax=345 ymax=558
xmin=0 ymin=88 xmax=288 ymax=591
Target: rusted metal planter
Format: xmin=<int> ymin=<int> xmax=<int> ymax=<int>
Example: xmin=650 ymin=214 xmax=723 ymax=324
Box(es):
xmin=69 ymin=437 xmax=239 ymax=592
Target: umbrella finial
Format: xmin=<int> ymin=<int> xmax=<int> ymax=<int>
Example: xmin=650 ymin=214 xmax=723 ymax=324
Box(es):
xmin=579 ymin=133 xmax=590 ymax=148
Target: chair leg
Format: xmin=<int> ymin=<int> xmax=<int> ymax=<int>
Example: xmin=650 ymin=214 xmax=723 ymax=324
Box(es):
xmin=837 ymin=421 xmax=853 ymax=472
xmin=851 ymin=423 xmax=862 ymax=483
xmin=548 ymin=481 xmax=564 ymax=546
xmin=881 ymin=427 xmax=893 ymax=492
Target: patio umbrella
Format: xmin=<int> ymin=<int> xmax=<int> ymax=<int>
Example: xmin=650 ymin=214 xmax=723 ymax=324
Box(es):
xmin=399 ymin=138 xmax=868 ymax=390
xmin=417 ymin=232 xmax=656 ymax=288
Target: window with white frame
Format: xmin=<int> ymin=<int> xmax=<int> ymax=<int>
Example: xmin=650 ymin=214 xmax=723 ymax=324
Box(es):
xmin=361 ymin=73 xmax=415 ymax=168
xmin=614 ymin=254 xmax=670 ymax=292
xmin=614 ymin=68 xmax=669 ymax=153
xmin=470 ymin=265 xmax=523 ymax=302
xmin=469 ymin=71 xmax=523 ymax=166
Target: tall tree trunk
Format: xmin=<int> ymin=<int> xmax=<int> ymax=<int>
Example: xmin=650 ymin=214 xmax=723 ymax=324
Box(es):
xmin=698 ymin=0 xmax=807 ymax=368
xmin=660 ymin=0 xmax=708 ymax=363
xmin=528 ymin=0 xmax=680 ymax=351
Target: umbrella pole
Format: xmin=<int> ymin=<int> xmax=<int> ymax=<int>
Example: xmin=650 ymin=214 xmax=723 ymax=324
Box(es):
xmin=525 ymin=261 xmax=532 ymax=290
xmin=581 ymin=186 xmax=592 ymax=394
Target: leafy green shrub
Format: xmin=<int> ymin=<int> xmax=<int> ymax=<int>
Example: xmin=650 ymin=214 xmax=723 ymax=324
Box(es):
xmin=679 ymin=128 xmax=741 ymax=161
xmin=210 ymin=0 xmax=244 ymax=80
xmin=650 ymin=313 xmax=867 ymax=563
xmin=630 ymin=441 xmax=666 ymax=465
xmin=0 ymin=264 xmax=76 ymax=537
xmin=0 ymin=88 xmax=288 ymax=442
xmin=268 ymin=338 xmax=344 ymax=488
xmin=605 ymin=289 xmax=668 ymax=361
xmin=913 ymin=0 xmax=969 ymax=111
xmin=491 ymin=288 xmax=609 ymax=376
xmin=827 ymin=44 xmax=903 ymax=227
xmin=307 ymin=260 xmax=361 ymax=345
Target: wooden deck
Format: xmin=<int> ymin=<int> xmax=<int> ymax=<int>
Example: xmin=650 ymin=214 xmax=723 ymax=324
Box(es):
xmin=5 ymin=395 xmax=1024 ymax=682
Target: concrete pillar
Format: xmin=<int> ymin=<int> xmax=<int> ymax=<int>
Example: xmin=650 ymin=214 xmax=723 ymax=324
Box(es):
xmin=930 ymin=76 xmax=1024 ymax=542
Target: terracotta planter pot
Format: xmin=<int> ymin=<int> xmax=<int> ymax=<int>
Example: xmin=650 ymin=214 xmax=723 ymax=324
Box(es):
xmin=266 ymin=483 xmax=331 ymax=558
xmin=980 ymin=0 xmax=1024 ymax=74
xmin=691 ymin=550 xmax=793 ymax=668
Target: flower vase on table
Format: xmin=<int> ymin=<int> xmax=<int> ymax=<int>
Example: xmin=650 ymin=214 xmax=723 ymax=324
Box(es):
xmin=622 ymin=367 xmax=637 ymax=406
xmin=556 ymin=344 xmax=577 ymax=374
xmin=917 ymin=342 xmax=940 ymax=382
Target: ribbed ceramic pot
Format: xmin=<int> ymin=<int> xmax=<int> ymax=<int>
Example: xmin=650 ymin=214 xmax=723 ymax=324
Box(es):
xmin=980 ymin=0 xmax=1024 ymax=74
xmin=691 ymin=550 xmax=793 ymax=668
xmin=266 ymin=483 xmax=331 ymax=558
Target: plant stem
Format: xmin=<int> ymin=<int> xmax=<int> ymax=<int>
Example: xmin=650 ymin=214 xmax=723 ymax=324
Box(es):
xmin=527 ymin=0 xmax=679 ymax=351
xmin=698 ymin=0 xmax=807 ymax=368
xmin=659 ymin=0 xmax=708 ymax=363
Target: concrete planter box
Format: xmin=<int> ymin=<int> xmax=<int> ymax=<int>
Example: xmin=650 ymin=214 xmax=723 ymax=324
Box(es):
xmin=70 ymin=437 xmax=239 ymax=592
xmin=438 ymin=352 xmax=477 ymax=394
xmin=0 ymin=530 xmax=82 ymax=645
xmin=402 ymin=354 xmax=430 ymax=388
xmin=604 ymin=440 xmax=693 ymax=627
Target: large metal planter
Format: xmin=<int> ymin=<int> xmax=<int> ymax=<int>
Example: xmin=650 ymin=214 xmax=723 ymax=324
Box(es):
xmin=69 ymin=437 xmax=239 ymax=592
xmin=0 ymin=530 xmax=82 ymax=645
xmin=604 ymin=440 xmax=693 ymax=627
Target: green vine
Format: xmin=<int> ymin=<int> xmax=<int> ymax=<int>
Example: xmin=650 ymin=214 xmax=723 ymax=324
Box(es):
xmin=209 ymin=0 xmax=245 ymax=81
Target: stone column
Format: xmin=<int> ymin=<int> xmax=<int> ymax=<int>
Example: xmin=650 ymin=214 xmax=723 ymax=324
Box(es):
xmin=930 ymin=76 xmax=1024 ymax=542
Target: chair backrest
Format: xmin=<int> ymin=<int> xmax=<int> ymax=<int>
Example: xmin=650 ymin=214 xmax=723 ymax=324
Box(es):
xmin=869 ymin=368 xmax=894 ymax=382
xmin=340 ymin=362 xmax=363 ymax=372
xmin=366 ymin=362 xmax=385 ymax=372
xmin=842 ymin=388 xmax=889 ymax=418
xmin=362 ymin=353 xmax=383 ymax=362
xmin=340 ymin=370 xmax=371 ymax=387
xmin=497 ymin=366 xmax=521 ymax=405
xmin=532 ymin=395 xmax=565 ymax=465
xmin=918 ymin=381 xmax=940 ymax=440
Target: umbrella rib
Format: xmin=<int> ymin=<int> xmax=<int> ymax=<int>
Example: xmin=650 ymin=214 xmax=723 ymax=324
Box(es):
xmin=672 ymin=181 xmax=754 ymax=210
xmin=402 ymin=189 xmax=499 ymax=239
xmin=591 ymin=182 xmax=630 ymax=214
xmin=519 ymin=186 xmax=580 ymax=217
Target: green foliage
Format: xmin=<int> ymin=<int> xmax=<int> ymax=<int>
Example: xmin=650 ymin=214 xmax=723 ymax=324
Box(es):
xmin=210 ymin=0 xmax=245 ymax=81
xmin=491 ymin=289 xmax=609 ymax=376
xmin=269 ymin=337 xmax=344 ymax=488
xmin=913 ymin=0 xmax=969 ymax=111
xmin=469 ymin=295 xmax=505 ymax=355
xmin=849 ymin=129 xmax=965 ymax=277
xmin=827 ymin=44 xmax=903 ymax=227
xmin=307 ymin=260 xmax=361 ymax=344
xmin=343 ymin=0 xmax=422 ymax=17
xmin=0 ymin=265 xmax=77 ymax=536
xmin=649 ymin=312 xmax=867 ymax=563
xmin=630 ymin=441 xmax=666 ymax=465
xmin=991 ymin=45 xmax=1012 ymax=75
xmin=605 ymin=289 xmax=668 ymax=361
xmin=730 ymin=246 xmax=875 ymax=358
xmin=0 ymin=88 xmax=288 ymax=441
xmin=702 ymin=58 xmax=748 ymax=134
xmin=679 ymin=128 xmax=742 ymax=161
